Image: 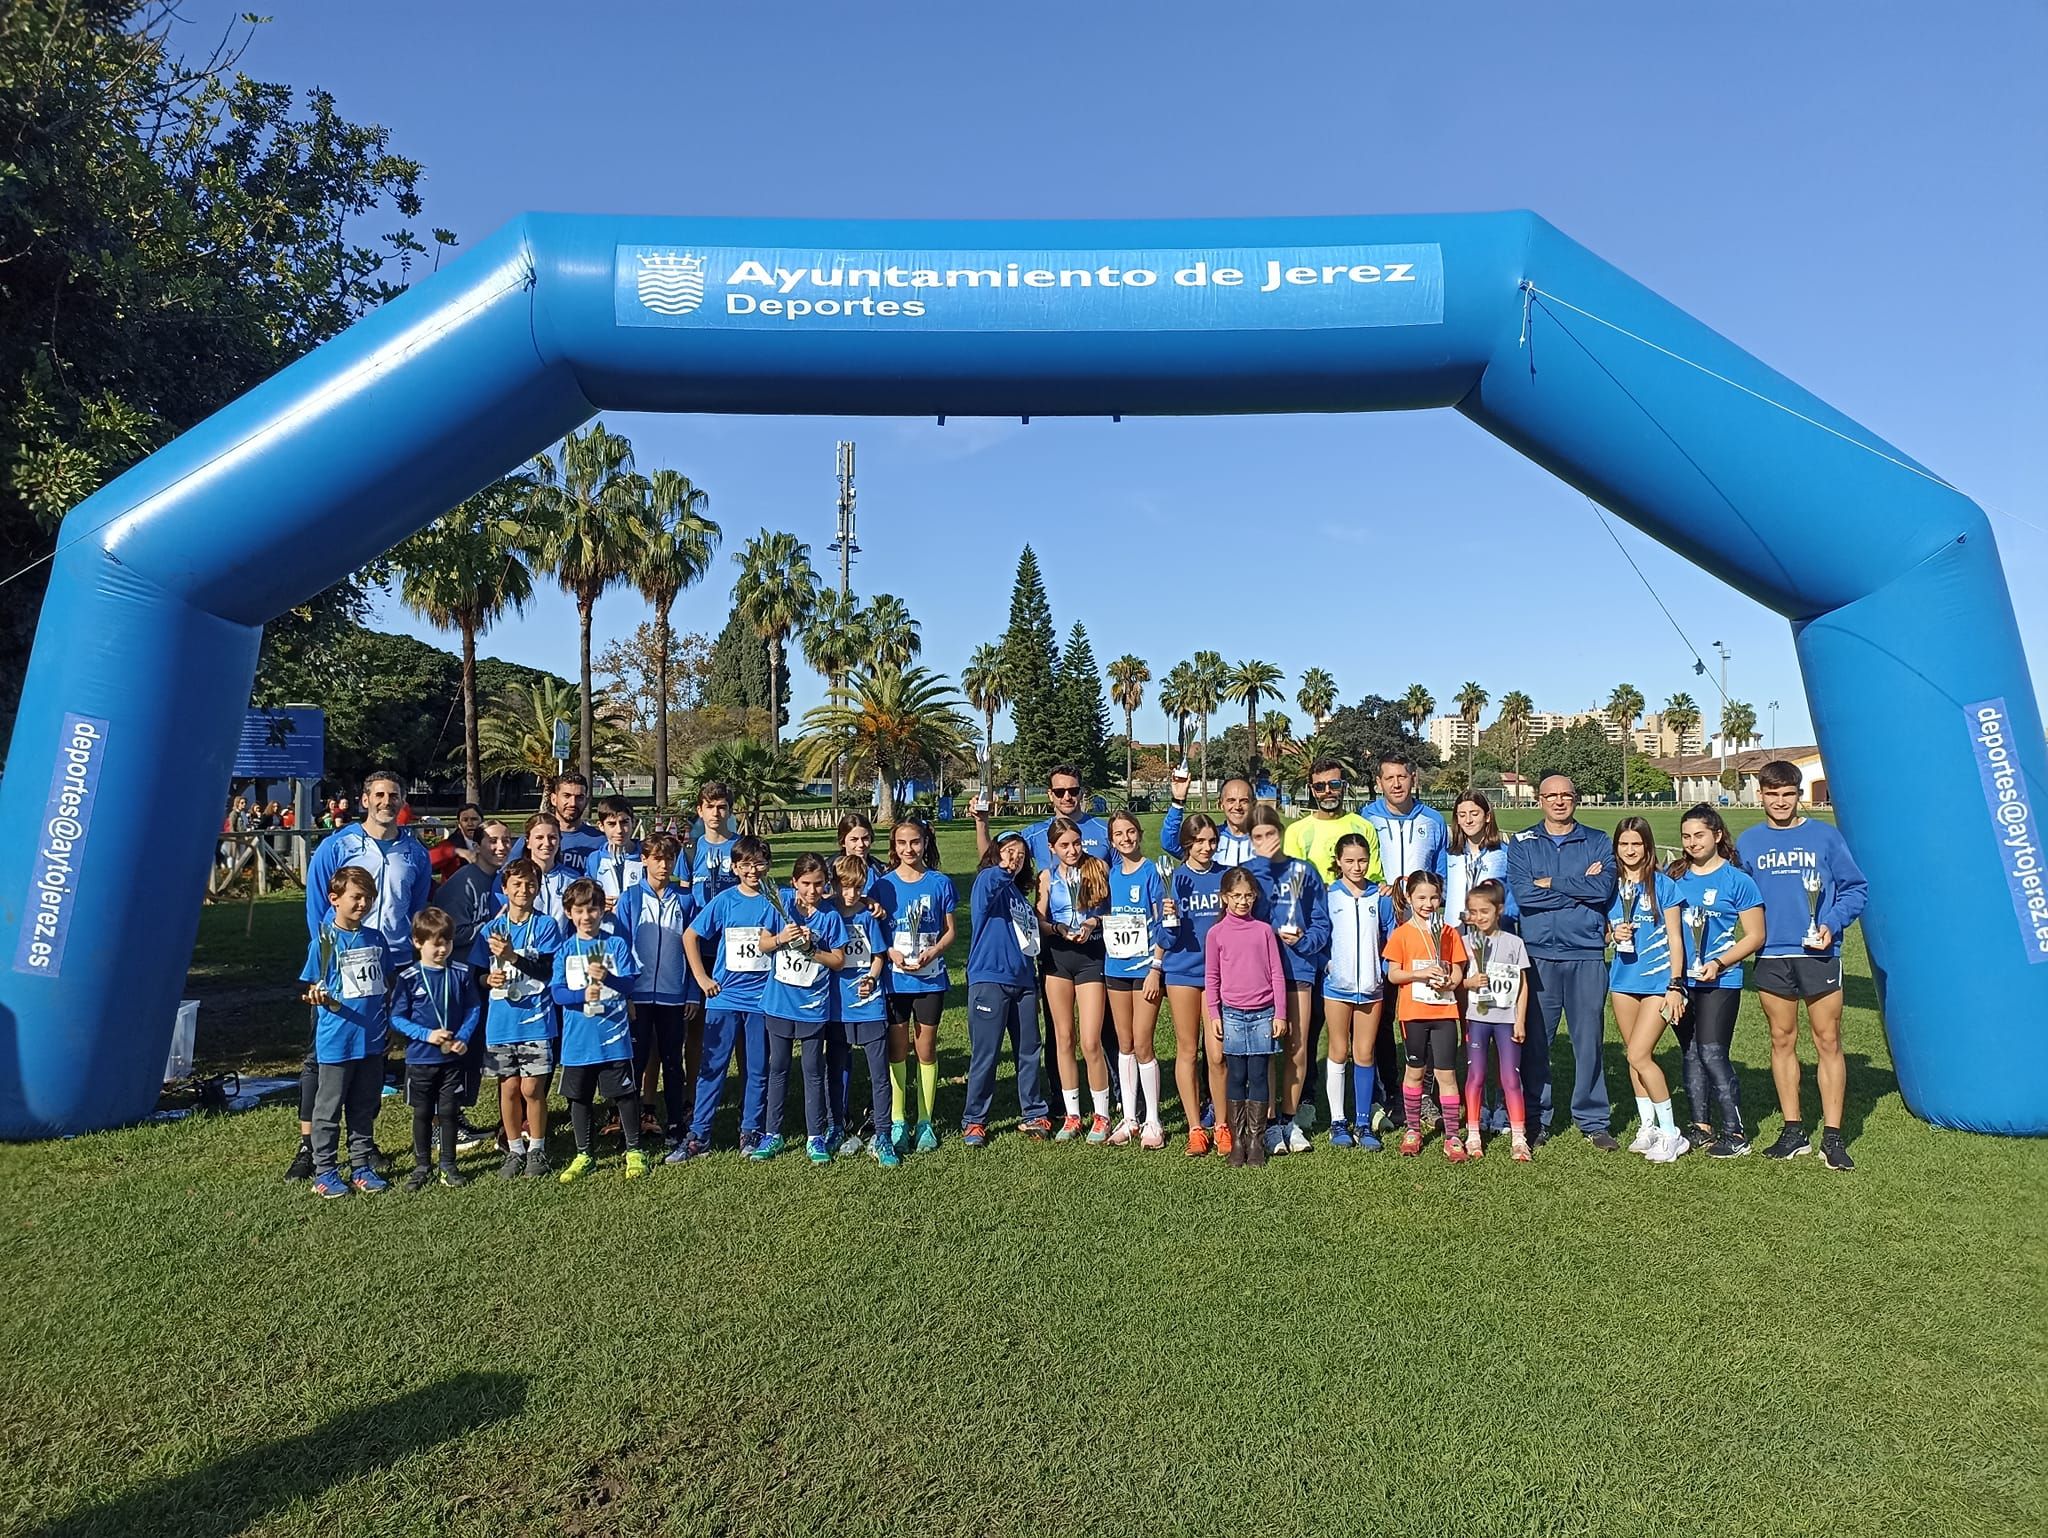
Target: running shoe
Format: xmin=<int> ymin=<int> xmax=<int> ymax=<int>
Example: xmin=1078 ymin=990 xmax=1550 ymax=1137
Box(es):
xmin=739 ymin=1130 xmax=763 ymax=1158
xmin=1708 ymin=1132 xmax=1752 ymax=1159
xmin=664 ymin=1137 xmax=703 ymax=1165
xmin=1586 ymin=1130 xmax=1621 ymax=1152
xmin=1764 ymin=1126 xmax=1813 ymax=1161
xmin=1055 ymin=1114 xmax=1083 ymax=1142
xmin=823 ymin=1124 xmax=845 ymax=1158
xmin=961 ymin=1123 xmax=988 ymax=1149
xmin=913 ymin=1121 xmax=939 ymax=1154
xmin=1019 ymin=1117 xmax=1053 ymax=1140
xmin=498 ymin=1149 xmax=525 ymax=1180
xmin=455 ymin=1123 xmax=494 ymax=1155
xmin=1355 ymin=1128 xmax=1383 ymax=1152
xmin=623 ymin=1149 xmax=650 ymax=1180
xmin=1293 ymin=1101 xmax=1319 ymax=1133
xmin=349 ymin=1167 xmax=389 ymax=1194
xmin=1329 ymin=1120 xmax=1356 ymax=1149
xmin=1264 ymin=1122 xmax=1289 ymax=1157
xmin=1445 ymin=1139 xmax=1467 ymax=1163
xmin=1186 ymin=1128 xmax=1211 ymax=1157
xmin=558 ymin=1152 xmax=595 ymax=1183
xmin=1370 ymin=1103 xmax=1392 ymax=1136
xmin=806 ymin=1136 xmax=832 ymax=1165
xmin=1141 ymin=1123 xmax=1166 ymax=1151
xmin=1285 ymin=1124 xmax=1311 ymax=1155
xmin=1510 ymin=1136 xmax=1533 ymax=1163
xmin=1684 ymin=1126 xmax=1713 ymax=1153
xmin=1107 ymin=1118 xmax=1138 ymax=1147
xmin=1646 ymin=1129 xmax=1687 ymax=1163
xmin=1214 ymin=1121 xmax=1234 ymax=1157
xmin=524 ymin=1146 xmax=550 ymax=1178
xmin=285 ymin=1143 xmax=315 ymax=1181
xmin=404 ymin=1167 xmax=434 ymax=1192
xmin=873 ymin=1135 xmax=902 ymax=1168
xmin=1464 ymin=1129 xmax=1484 ymax=1160
xmin=1398 ymin=1129 xmax=1424 ymax=1157
xmin=750 ymin=1134 xmax=785 ymax=1161
xmin=311 ymin=1170 xmax=351 ymax=1199
xmin=361 ymin=1148 xmax=393 ymax=1177
xmin=439 ymin=1168 xmax=469 ymax=1188
xmin=890 ymin=1120 xmax=910 ymax=1156
xmin=1819 ymin=1129 xmax=1855 ymax=1172
xmin=1628 ymin=1124 xmax=1660 ymax=1155
xmin=1086 ymin=1114 xmax=1111 ymax=1145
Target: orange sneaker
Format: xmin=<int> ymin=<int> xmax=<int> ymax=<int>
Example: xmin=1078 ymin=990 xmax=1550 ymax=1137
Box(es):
xmin=1399 ymin=1129 xmax=1424 ymax=1156
xmin=1215 ymin=1122 xmax=1235 ymax=1156
xmin=1186 ymin=1128 xmax=1211 ymax=1157
xmin=1445 ymin=1139 xmax=1467 ymax=1163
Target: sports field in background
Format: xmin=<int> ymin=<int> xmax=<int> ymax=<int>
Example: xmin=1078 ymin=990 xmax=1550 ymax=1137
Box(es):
xmin=1 ymin=806 xmax=2041 ymax=1537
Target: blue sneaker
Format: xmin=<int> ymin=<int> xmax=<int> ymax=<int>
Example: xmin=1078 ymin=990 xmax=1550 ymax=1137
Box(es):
xmin=873 ymin=1135 xmax=902 ymax=1168
xmin=823 ymin=1123 xmax=844 ymax=1158
xmin=890 ymin=1120 xmax=909 ymax=1155
xmin=311 ymin=1170 xmax=351 ymax=1199
xmin=1330 ymin=1119 xmax=1356 ymax=1149
xmin=1200 ymin=1101 xmax=1216 ymax=1131
xmin=738 ymin=1130 xmax=762 ymax=1158
xmin=348 ymin=1166 xmax=388 ymax=1194
xmin=749 ymin=1133 xmax=785 ymax=1161
xmin=806 ymin=1135 xmax=832 ymax=1165
xmin=961 ymin=1122 xmax=988 ymax=1148
xmin=914 ymin=1121 xmax=939 ymax=1154
xmin=663 ymin=1138 xmax=697 ymax=1165
xmin=1355 ymin=1128 xmax=1383 ymax=1151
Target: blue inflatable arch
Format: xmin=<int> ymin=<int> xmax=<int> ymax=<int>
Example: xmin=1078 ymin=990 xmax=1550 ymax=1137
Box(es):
xmin=3 ymin=213 xmax=2043 ymax=1138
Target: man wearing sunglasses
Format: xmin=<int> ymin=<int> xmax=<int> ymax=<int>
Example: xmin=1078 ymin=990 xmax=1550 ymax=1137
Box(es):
xmin=1282 ymin=758 xmax=1383 ymax=882
xmin=974 ymin=762 xmax=1110 ymax=868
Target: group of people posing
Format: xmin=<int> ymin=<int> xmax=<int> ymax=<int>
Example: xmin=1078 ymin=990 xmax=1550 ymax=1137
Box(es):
xmin=286 ymin=747 xmax=1869 ymax=1198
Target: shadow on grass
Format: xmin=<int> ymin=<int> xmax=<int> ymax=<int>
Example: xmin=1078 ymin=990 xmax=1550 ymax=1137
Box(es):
xmin=28 ymin=1370 xmax=526 ymax=1538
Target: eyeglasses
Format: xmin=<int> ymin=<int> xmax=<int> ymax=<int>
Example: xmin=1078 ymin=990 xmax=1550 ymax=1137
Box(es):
xmin=1049 ymin=785 xmax=1082 ymax=798
xmin=1311 ymin=778 xmax=1346 ymax=792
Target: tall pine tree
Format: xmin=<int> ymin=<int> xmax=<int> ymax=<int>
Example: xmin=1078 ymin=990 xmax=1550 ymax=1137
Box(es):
xmin=705 ymin=607 xmax=786 ymax=730
xmin=1053 ymin=621 xmax=1111 ymax=788
xmin=1001 ymin=546 xmax=1060 ymax=788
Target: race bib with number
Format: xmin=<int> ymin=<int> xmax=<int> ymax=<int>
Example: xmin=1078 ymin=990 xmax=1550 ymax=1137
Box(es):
xmin=337 ymin=948 xmax=384 ymax=1000
xmin=774 ymin=948 xmax=824 ymax=988
xmin=894 ymin=930 xmax=941 ymax=978
xmin=725 ymin=926 xmax=769 ymax=973
xmin=843 ymin=927 xmax=872 ymax=966
xmin=1103 ymin=913 xmax=1150 ymax=960
xmin=1410 ymin=970 xmax=1455 ymax=1008
xmin=1481 ymin=964 xmax=1520 ymax=1011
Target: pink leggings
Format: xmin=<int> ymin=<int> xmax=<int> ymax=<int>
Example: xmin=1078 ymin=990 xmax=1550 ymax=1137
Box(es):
xmin=1464 ymin=1019 xmax=1526 ymax=1131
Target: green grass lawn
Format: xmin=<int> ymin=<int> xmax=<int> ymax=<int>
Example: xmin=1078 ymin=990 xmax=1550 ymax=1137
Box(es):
xmin=2 ymin=807 xmax=2042 ymax=1537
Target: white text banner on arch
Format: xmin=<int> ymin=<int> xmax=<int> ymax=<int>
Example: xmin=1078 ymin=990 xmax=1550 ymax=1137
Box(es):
xmin=614 ymin=244 xmax=1445 ymax=333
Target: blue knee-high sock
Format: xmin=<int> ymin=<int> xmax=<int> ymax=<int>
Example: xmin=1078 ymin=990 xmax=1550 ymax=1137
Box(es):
xmin=1352 ymin=1062 xmax=1376 ymax=1124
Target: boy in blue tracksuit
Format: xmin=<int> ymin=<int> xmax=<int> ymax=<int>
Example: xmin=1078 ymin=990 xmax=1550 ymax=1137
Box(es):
xmin=298 ymin=865 xmax=397 ymax=1198
xmin=616 ymin=833 xmax=699 ymax=1155
xmin=551 ymin=878 xmax=644 ymax=1181
xmin=389 ymin=907 xmax=482 ymax=1189
xmin=590 ymin=796 xmax=646 ymax=906
xmin=1507 ymin=778 xmax=1619 ymax=1146
xmin=1737 ymin=761 xmax=1871 ymax=1168
xmin=681 ymin=833 xmax=782 ymax=1157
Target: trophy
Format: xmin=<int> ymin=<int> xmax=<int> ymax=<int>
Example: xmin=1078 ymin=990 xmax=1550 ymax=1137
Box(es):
xmin=1157 ymin=853 xmax=1179 ymax=929
xmin=1685 ymin=908 xmax=1710 ymax=982
xmin=1801 ymin=868 xmax=1826 ymax=949
xmin=1469 ymin=928 xmax=1492 ymax=1009
xmin=1615 ymin=880 xmax=1639 ymax=957
xmin=900 ymin=895 xmax=930 ymax=966
xmin=1278 ymin=861 xmax=1306 ymax=942
xmin=1057 ymin=867 xmax=1085 ymax=941
xmin=765 ymin=884 xmax=811 ymax=956
xmin=1426 ymin=909 xmax=1446 ymax=991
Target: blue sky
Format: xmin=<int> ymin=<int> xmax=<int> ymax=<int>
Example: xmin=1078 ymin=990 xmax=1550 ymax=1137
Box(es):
xmin=196 ymin=0 xmax=2044 ymax=752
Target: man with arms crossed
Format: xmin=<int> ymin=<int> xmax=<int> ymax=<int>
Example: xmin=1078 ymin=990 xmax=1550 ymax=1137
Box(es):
xmin=1507 ymin=774 xmax=1620 ymax=1149
xmin=1736 ymin=761 xmax=1869 ymax=1171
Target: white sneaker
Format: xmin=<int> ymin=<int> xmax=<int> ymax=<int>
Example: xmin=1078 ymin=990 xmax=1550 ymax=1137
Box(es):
xmin=1464 ymin=1129 xmax=1483 ymax=1157
xmin=1286 ymin=1124 xmax=1311 ymax=1154
xmin=1107 ymin=1118 xmax=1138 ymax=1147
xmin=1264 ymin=1122 xmax=1289 ymax=1156
xmin=1628 ymin=1124 xmax=1659 ymax=1155
xmin=1647 ymin=1128 xmax=1689 ymax=1163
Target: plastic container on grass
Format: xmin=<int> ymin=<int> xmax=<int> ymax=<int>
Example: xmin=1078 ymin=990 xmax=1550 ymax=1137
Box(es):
xmin=164 ymin=999 xmax=198 ymax=1083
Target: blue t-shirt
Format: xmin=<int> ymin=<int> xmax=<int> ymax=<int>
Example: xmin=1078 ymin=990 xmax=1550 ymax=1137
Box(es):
xmin=1023 ymin=814 xmax=1110 ymax=869
xmin=759 ymin=898 xmax=849 ymax=1025
xmin=1734 ymin=820 xmax=1870 ymax=959
xmin=1244 ymin=853 xmax=1330 ymax=985
xmin=1672 ymin=863 xmax=1764 ymax=990
xmin=551 ymin=932 xmax=637 ymax=1065
xmin=875 ymin=868 xmax=958 ymax=995
xmin=389 ymin=961 xmax=483 ymax=1064
xmin=1161 ymin=863 xmax=1227 ymax=987
xmin=298 ymin=924 xmax=395 ymax=1063
xmin=968 ymin=865 xmax=1040 ymax=991
xmin=687 ymin=886 xmax=782 ymax=1013
xmin=1607 ymin=871 xmax=1684 ymax=994
xmin=690 ymin=834 xmax=739 ymax=906
xmin=1103 ymin=857 xmax=1165 ymax=980
xmin=556 ymin=821 xmax=608 ymax=875
xmin=473 ymin=909 xmax=562 ymax=1046
xmin=831 ymin=905 xmax=891 ymax=1027
xmin=1042 ymin=861 xmax=1108 ymax=933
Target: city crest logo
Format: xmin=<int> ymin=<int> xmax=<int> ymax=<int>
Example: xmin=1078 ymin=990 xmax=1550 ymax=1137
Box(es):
xmin=637 ymin=252 xmax=707 ymax=316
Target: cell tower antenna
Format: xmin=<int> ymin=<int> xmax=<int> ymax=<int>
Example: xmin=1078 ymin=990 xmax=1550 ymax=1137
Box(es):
xmin=830 ymin=440 xmax=860 ymax=596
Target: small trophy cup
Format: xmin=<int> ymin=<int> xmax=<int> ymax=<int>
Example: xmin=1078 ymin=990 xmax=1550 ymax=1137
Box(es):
xmin=1801 ymin=868 xmax=1825 ymax=949
xmin=1058 ymin=868 xmax=1085 ymax=942
xmin=766 ymin=885 xmax=811 ymax=956
xmin=1426 ymin=910 xmax=1445 ymax=990
xmin=1469 ymin=928 xmax=1492 ymax=1010
xmin=1685 ymin=908 xmax=1710 ymax=982
xmin=1615 ymin=880 xmax=1639 ymax=957
xmin=1156 ymin=853 xmax=1179 ymax=930
xmin=1278 ymin=861 xmax=1306 ymax=943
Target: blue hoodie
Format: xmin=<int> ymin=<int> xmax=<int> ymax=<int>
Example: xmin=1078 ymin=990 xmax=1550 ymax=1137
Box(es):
xmin=1244 ymin=852 xmax=1331 ymax=985
xmin=1735 ymin=820 xmax=1869 ymax=960
xmin=1506 ymin=821 xmax=1617 ymax=960
xmin=389 ymin=960 xmax=483 ymax=1065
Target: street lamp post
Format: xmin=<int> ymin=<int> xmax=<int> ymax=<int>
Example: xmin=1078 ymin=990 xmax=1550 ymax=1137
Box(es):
xmin=1768 ymin=699 xmax=1779 ymax=753
xmin=1713 ymin=640 xmax=1731 ymax=793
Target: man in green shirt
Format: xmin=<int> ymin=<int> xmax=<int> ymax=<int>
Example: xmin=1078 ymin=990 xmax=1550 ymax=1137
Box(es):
xmin=1283 ymin=757 xmax=1383 ymax=885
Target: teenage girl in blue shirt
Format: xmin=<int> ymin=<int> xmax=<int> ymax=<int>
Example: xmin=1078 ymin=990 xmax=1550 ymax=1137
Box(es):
xmin=1606 ymin=816 xmax=1688 ymax=1161
xmin=1161 ymin=813 xmax=1229 ymax=1157
xmin=1671 ymin=805 xmax=1766 ymax=1158
xmin=878 ymin=821 xmax=956 ymax=1156
xmin=1102 ymin=810 xmax=1169 ymax=1148
xmin=756 ymin=853 xmax=848 ymax=1165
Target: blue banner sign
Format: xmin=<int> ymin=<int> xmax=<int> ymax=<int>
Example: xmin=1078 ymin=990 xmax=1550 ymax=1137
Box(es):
xmin=1968 ymin=697 xmax=2048 ymax=963
xmin=616 ymin=243 xmax=1444 ymax=333
xmin=14 ymin=712 xmax=109 ymax=978
xmin=233 ymin=707 xmax=325 ymax=780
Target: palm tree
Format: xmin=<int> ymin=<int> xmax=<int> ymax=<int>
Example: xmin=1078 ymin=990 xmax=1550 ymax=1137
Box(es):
xmin=1223 ymin=659 xmax=1285 ymax=775
xmin=1297 ymin=666 xmax=1337 ymax=735
xmin=1106 ymin=654 xmax=1151 ymax=794
xmin=1259 ymin=709 xmax=1293 ymax=762
xmin=795 ymin=666 xmax=976 ymax=825
xmin=800 ymin=588 xmax=869 ymax=811
xmin=1454 ymin=680 xmax=1489 ymax=788
xmin=961 ymin=643 xmax=1010 ymax=791
xmin=393 ymin=474 xmax=537 ymax=803
xmin=631 ymin=468 xmax=718 ymax=812
xmin=1721 ymin=698 xmax=1758 ymax=749
xmin=860 ymin=593 xmax=921 ymax=671
xmin=1158 ymin=661 xmax=1196 ymax=769
xmin=528 ymin=424 xmax=653 ymax=782
xmin=1189 ymin=650 xmax=1226 ymax=805
xmin=731 ymin=530 xmax=820 ymax=747
xmin=1497 ymin=690 xmax=1534 ymax=790
xmin=1664 ymin=692 xmax=1702 ymax=755
xmin=1607 ymin=682 xmax=1646 ymax=806
xmin=687 ymin=739 xmax=802 ymax=835
xmin=1401 ymin=683 xmax=1435 ymax=737
xmin=478 ymin=678 xmax=637 ymax=794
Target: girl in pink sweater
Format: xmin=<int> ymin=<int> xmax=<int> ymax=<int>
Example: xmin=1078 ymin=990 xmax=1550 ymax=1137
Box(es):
xmin=1203 ymin=868 xmax=1290 ymax=1168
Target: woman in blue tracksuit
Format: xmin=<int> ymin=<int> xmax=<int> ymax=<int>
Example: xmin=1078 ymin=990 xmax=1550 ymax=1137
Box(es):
xmin=1445 ymin=791 xmax=1518 ymax=928
xmin=1161 ymin=813 xmax=1230 ymax=1156
xmin=1245 ymin=804 xmax=1330 ymax=1155
xmin=1322 ymin=832 xmax=1398 ymax=1150
xmin=961 ymin=832 xmax=1051 ymax=1143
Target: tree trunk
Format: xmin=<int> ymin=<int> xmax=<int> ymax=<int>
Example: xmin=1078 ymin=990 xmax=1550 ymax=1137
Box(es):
xmin=875 ymin=769 xmax=894 ymax=826
xmin=653 ymin=600 xmax=673 ymax=811
xmin=461 ymin=619 xmax=481 ymax=805
xmin=767 ymin=632 xmax=783 ymax=747
xmin=1199 ymin=718 xmax=1210 ymax=809
xmin=577 ymin=591 xmax=596 ymax=782
xmin=1123 ymin=705 xmax=1134 ymax=794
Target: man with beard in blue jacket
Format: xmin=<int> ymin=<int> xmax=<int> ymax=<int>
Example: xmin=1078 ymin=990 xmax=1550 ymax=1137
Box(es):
xmin=1507 ymin=774 xmax=1620 ymax=1149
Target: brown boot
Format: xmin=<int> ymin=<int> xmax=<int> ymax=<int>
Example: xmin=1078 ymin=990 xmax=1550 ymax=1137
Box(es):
xmin=1225 ymin=1101 xmax=1248 ymax=1167
xmin=1246 ymin=1104 xmax=1269 ymax=1167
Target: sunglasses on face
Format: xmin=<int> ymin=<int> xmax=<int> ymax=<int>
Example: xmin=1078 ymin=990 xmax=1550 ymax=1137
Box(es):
xmin=1312 ymin=778 xmax=1345 ymax=792
xmin=1050 ymin=786 xmax=1082 ymax=798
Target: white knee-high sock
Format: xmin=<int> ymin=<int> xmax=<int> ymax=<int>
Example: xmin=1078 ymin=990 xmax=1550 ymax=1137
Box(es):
xmin=1326 ymin=1060 xmax=1348 ymax=1123
xmin=1138 ymin=1059 xmax=1162 ymax=1129
xmin=1117 ymin=1053 xmax=1139 ymax=1123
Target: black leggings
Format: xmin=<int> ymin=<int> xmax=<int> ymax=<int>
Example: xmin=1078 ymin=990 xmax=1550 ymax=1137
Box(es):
xmin=632 ymin=1003 xmax=692 ymax=1133
xmin=1226 ymin=1053 xmax=1272 ymax=1104
xmin=1677 ymin=987 xmax=1743 ymax=1134
xmin=560 ymin=1062 xmax=642 ymax=1154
